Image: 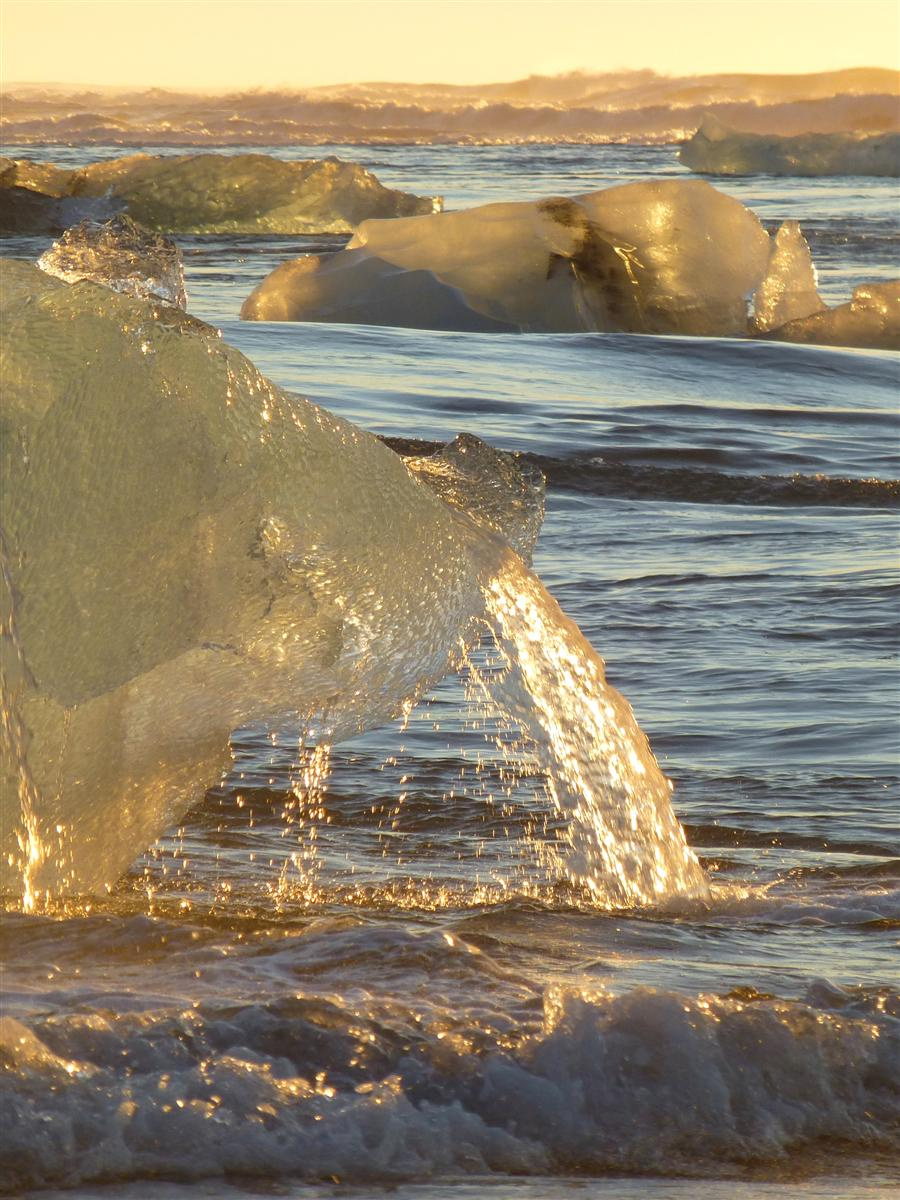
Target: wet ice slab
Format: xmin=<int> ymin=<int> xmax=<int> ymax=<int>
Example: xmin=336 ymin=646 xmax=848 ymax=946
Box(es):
xmin=0 ymin=152 xmax=440 ymax=235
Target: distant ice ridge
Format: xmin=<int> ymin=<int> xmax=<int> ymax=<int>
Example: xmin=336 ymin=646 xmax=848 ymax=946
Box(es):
xmin=1 ymin=980 xmax=896 ymax=1189
xmin=242 ymin=179 xmax=818 ymax=338
xmin=0 ymin=261 xmax=706 ymax=906
xmin=681 ymin=115 xmax=900 ymax=176
xmin=37 ymin=214 xmax=187 ymax=307
xmin=0 ymin=153 xmax=439 ymax=235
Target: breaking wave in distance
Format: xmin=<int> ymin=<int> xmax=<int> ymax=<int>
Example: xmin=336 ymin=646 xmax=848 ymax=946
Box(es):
xmin=3 ymin=69 xmax=898 ymax=145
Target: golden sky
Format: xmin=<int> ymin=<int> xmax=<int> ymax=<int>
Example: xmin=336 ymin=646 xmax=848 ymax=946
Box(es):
xmin=3 ymin=0 xmax=899 ymax=88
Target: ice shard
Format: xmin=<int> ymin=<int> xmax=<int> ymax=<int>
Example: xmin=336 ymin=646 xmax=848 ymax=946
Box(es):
xmin=37 ymin=215 xmax=187 ymax=308
xmin=242 ymin=179 xmax=772 ymax=336
xmin=752 ymin=220 xmax=825 ymax=333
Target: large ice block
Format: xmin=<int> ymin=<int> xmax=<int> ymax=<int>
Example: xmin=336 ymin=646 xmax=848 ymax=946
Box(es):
xmin=0 ymin=261 xmax=493 ymax=896
xmin=0 ymin=153 xmax=439 ymax=235
xmin=681 ymin=115 xmax=900 ymax=176
xmin=68 ymin=153 xmax=439 ymax=233
xmin=242 ymin=179 xmax=773 ymax=336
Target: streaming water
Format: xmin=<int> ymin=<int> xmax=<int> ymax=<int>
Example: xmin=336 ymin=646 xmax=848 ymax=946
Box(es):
xmin=474 ymin=551 xmax=707 ymax=903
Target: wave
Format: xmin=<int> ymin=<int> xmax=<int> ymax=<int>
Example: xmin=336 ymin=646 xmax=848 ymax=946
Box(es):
xmin=1 ymin=969 xmax=896 ymax=1190
xmin=382 ymin=440 xmax=900 ymax=508
xmin=2 ymin=70 xmax=898 ymax=145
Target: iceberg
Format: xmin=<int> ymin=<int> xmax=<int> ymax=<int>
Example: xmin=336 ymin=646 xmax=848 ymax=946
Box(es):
xmin=37 ymin=215 xmax=187 ymax=308
xmin=0 ymin=153 xmax=440 ymax=235
xmin=680 ymin=115 xmax=900 ymax=176
xmin=0 ymin=261 xmax=707 ymax=908
xmin=242 ymin=179 xmax=775 ymax=336
xmin=760 ymin=280 xmax=900 ymax=351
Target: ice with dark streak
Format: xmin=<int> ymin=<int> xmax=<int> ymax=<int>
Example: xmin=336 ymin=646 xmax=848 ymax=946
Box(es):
xmin=0 ymin=260 xmax=707 ymax=907
xmin=243 ymin=179 xmax=829 ymax=338
xmin=681 ymin=115 xmax=900 ymax=176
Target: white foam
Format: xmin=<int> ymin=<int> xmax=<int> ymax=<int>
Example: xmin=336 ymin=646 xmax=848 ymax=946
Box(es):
xmin=1 ymin=983 xmax=895 ymax=1191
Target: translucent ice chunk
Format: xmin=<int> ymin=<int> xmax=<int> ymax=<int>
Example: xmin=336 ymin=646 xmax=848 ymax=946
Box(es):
xmin=681 ymin=115 xmax=900 ymax=176
xmin=404 ymin=434 xmax=546 ymax=565
xmin=0 ymin=156 xmax=74 ymax=197
xmin=242 ymin=179 xmax=772 ymax=336
xmin=752 ymin=220 xmax=825 ymax=333
xmin=67 ymin=152 xmax=440 ymax=234
xmin=0 ymin=261 xmax=487 ymax=897
xmin=37 ymin=215 xmax=187 ymax=308
xmin=760 ymin=279 xmax=900 ymax=350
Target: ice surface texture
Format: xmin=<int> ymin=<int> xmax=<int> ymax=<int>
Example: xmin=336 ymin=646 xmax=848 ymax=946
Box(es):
xmin=681 ymin=115 xmax=900 ymax=176
xmin=0 ymin=152 xmax=439 ymax=235
xmin=0 ymin=261 xmax=490 ymax=896
xmin=37 ymin=214 xmax=187 ymax=307
xmin=242 ymin=179 xmax=819 ymax=338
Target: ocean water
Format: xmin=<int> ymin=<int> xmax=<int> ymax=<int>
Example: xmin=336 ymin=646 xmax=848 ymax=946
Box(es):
xmin=1 ymin=144 xmax=898 ymax=1198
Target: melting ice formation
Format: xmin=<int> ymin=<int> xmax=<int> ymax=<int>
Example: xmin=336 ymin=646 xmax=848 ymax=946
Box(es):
xmin=242 ymin=180 xmax=899 ymax=349
xmin=37 ymin=214 xmax=187 ymax=308
xmin=0 ymin=260 xmax=707 ymax=907
xmin=681 ymin=115 xmax=900 ymax=176
xmin=243 ymin=179 xmax=808 ymax=336
xmin=0 ymin=152 xmax=439 ymax=235
xmin=757 ymin=279 xmax=900 ymax=352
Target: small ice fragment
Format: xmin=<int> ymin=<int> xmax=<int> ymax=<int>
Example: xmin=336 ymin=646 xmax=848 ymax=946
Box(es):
xmin=37 ymin=214 xmax=187 ymax=308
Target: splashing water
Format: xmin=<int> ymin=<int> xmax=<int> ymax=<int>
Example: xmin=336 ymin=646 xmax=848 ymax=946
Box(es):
xmin=469 ymin=549 xmax=709 ymax=905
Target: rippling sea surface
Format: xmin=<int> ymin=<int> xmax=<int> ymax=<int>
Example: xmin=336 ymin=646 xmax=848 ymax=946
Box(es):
xmin=1 ymin=144 xmax=898 ymax=1198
